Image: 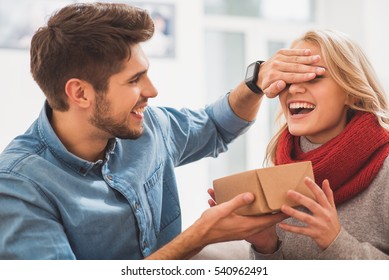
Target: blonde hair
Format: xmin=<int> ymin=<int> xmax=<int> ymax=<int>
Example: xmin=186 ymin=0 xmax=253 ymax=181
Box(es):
xmin=265 ymin=29 xmax=389 ymax=165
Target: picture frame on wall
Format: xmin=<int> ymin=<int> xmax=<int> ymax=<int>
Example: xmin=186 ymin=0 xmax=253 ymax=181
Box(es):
xmin=133 ymin=2 xmax=176 ymax=58
xmin=0 ymin=0 xmax=75 ymax=50
xmin=0 ymin=0 xmax=176 ymax=58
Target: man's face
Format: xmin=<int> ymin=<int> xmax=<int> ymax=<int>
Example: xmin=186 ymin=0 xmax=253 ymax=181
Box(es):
xmin=89 ymin=44 xmax=158 ymax=139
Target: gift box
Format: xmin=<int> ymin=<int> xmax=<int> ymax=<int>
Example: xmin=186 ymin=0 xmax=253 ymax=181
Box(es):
xmin=213 ymin=161 xmax=315 ymax=215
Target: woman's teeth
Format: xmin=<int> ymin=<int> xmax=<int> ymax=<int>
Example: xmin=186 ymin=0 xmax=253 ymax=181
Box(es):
xmin=289 ymin=102 xmax=316 ymax=115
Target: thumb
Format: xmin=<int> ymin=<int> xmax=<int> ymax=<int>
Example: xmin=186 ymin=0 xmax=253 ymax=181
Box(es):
xmin=221 ymin=192 xmax=255 ymax=213
xmin=264 ymin=80 xmax=286 ymax=98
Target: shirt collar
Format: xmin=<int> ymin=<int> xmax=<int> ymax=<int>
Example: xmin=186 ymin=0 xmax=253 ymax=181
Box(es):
xmin=37 ymin=101 xmax=116 ymax=176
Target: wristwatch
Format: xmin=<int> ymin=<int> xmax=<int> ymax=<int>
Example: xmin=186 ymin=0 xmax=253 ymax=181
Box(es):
xmin=245 ymin=60 xmax=265 ymax=94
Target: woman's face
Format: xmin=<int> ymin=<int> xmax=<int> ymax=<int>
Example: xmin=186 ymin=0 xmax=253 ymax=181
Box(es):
xmin=279 ymin=41 xmax=352 ymax=144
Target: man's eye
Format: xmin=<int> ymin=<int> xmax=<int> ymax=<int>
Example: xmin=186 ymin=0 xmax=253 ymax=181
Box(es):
xmin=129 ymin=77 xmax=140 ymax=84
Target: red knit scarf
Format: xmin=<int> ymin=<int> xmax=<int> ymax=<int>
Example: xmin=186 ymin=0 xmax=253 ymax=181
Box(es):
xmin=275 ymin=111 xmax=389 ymax=204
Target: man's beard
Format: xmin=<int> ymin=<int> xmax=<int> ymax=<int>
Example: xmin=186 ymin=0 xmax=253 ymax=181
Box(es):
xmin=89 ymin=95 xmax=144 ymax=140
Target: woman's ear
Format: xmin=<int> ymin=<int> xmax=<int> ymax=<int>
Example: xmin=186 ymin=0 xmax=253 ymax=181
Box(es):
xmin=345 ymin=94 xmax=360 ymax=107
xmin=65 ymin=78 xmax=93 ymax=108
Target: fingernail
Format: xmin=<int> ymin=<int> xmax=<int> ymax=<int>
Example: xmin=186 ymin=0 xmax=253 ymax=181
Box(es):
xmin=316 ymin=67 xmax=325 ymax=74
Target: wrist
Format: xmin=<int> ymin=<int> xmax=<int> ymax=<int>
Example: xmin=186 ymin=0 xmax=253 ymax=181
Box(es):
xmin=252 ymin=236 xmax=280 ymax=254
xmin=146 ymin=224 xmax=206 ymax=260
xmin=245 ymin=60 xmax=265 ymax=95
xmin=228 ymin=82 xmax=264 ymax=121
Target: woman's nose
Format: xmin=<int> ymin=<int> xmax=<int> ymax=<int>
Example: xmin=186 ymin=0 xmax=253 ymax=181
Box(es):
xmin=288 ymin=82 xmax=306 ymax=95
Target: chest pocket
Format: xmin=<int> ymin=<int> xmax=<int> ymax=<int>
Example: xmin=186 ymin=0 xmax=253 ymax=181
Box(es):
xmin=144 ymin=163 xmax=164 ymax=234
xmin=143 ymin=162 xmax=181 ymax=236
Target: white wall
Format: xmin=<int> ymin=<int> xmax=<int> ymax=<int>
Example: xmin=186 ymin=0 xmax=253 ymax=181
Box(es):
xmin=316 ymin=0 xmax=389 ymax=93
xmin=0 ymin=50 xmax=44 ymax=148
xmin=0 ymin=0 xmax=388 ymax=230
xmin=362 ymin=0 xmax=389 ymax=93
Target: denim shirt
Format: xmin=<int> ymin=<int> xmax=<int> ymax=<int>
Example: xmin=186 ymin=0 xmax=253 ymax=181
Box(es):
xmin=0 ymin=95 xmax=252 ymax=259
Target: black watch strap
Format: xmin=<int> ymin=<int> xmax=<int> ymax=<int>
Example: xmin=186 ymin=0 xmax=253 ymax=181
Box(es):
xmin=245 ymin=60 xmax=264 ymax=94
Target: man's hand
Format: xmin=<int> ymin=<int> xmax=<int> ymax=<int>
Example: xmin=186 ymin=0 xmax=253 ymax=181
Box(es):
xmin=258 ymin=49 xmax=326 ymax=98
xmin=197 ymin=192 xmax=286 ymax=244
xmin=208 ymin=188 xmax=282 ymax=255
xmin=228 ymin=48 xmax=325 ymax=122
xmin=146 ymin=191 xmax=287 ymax=260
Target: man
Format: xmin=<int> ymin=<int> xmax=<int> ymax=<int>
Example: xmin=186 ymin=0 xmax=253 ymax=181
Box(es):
xmin=0 ymin=3 xmax=324 ymax=259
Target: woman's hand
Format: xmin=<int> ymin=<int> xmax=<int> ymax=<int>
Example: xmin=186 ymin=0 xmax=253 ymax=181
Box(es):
xmin=279 ymin=178 xmax=341 ymax=249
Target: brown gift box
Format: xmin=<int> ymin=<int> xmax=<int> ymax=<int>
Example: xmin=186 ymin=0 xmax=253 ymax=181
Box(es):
xmin=213 ymin=161 xmax=315 ymax=215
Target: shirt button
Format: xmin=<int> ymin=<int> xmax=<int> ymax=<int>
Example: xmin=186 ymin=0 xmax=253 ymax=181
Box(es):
xmin=106 ymin=174 xmax=113 ymax=181
xmin=135 ymin=202 xmax=139 ymax=210
xmin=143 ymin=241 xmax=147 ymax=249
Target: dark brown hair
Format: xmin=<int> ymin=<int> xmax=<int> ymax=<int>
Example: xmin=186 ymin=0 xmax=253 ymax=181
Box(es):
xmin=30 ymin=3 xmax=154 ymax=111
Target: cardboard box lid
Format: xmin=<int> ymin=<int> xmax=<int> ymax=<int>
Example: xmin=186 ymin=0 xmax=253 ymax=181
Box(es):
xmin=257 ymin=161 xmax=315 ymax=211
xmin=213 ymin=161 xmax=315 ymax=215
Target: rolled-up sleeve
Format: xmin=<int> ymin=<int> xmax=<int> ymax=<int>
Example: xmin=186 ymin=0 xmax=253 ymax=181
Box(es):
xmin=205 ymin=94 xmax=253 ymax=143
xmin=150 ymin=94 xmax=255 ymax=166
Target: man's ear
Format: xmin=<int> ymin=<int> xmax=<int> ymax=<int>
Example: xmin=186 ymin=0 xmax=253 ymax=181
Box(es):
xmin=65 ymin=78 xmax=93 ymax=108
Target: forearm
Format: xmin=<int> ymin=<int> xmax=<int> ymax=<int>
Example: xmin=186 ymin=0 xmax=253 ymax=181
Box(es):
xmin=319 ymin=227 xmax=389 ymax=260
xmin=250 ymin=235 xmax=279 ymax=255
xmin=145 ymin=193 xmax=287 ymax=260
xmin=145 ymin=219 xmax=207 ymax=260
xmin=228 ymin=81 xmax=264 ymax=122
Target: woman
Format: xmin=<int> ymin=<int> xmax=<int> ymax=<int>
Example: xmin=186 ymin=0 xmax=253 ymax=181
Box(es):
xmin=250 ymin=29 xmax=389 ymax=259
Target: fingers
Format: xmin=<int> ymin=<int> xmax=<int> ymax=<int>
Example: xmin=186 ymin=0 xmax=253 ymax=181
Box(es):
xmin=304 ymin=177 xmax=332 ymax=209
xmin=259 ymin=48 xmax=326 ymax=98
xmin=278 ymin=219 xmax=309 ymax=236
xmin=279 ymin=178 xmax=341 ymax=249
xmin=257 ymin=212 xmax=289 ymax=227
xmin=275 ymin=48 xmax=318 ymax=64
xmin=219 ymin=192 xmax=254 ymax=215
xmin=277 ymin=48 xmax=312 ymax=57
xmin=322 ymin=179 xmax=336 ymax=208
xmin=283 ymin=178 xmax=332 ymax=215
xmin=207 ymin=188 xmax=217 ymax=207
xmin=271 ymin=60 xmax=324 ymax=74
xmin=280 ymin=204 xmax=313 ymax=226
xmin=264 ymin=80 xmax=286 ymax=98
xmin=208 ymin=198 xmax=216 ymax=207
xmin=207 ymin=188 xmax=215 ymax=200
xmin=279 ymin=178 xmax=337 ymax=229
xmin=264 ymin=71 xmax=323 ymax=97
xmin=235 ymin=212 xmax=288 ymax=239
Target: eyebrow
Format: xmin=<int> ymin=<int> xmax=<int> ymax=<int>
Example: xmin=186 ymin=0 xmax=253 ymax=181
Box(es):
xmin=126 ymin=69 xmax=148 ymax=82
